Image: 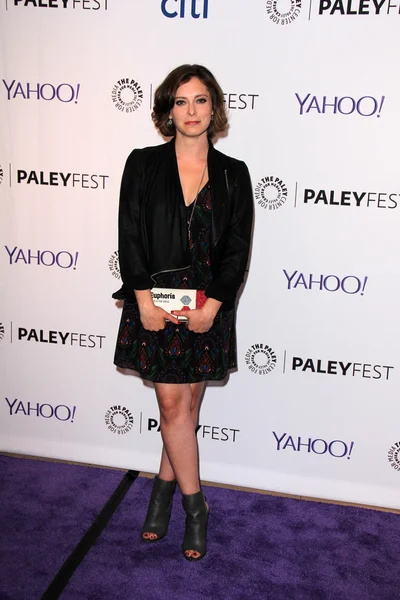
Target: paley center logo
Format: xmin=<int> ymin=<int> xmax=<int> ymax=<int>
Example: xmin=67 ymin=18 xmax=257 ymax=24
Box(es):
xmin=295 ymin=94 xmax=385 ymax=118
xmin=266 ymin=0 xmax=302 ymax=25
xmin=0 ymin=323 xmax=5 ymax=341
xmin=245 ymin=343 xmax=277 ymax=375
xmin=12 ymin=0 xmax=108 ymax=10
xmin=112 ymin=79 xmax=143 ymax=113
xmin=388 ymin=441 xmax=400 ymax=472
xmin=161 ymin=0 xmax=209 ymax=18
xmin=255 ymin=176 xmax=288 ymax=211
xmin=109 ymin=250 xmax=121 ymax=279
xmin=0 ymin=165 xmax=3 ymax=185
xmin=14 ymin=168 xmax=108 ymax=190
xmin=283 ymin=270 xmax=369 ymax=295
xmin=3 ymin=80 xmax=81 ymax=104
xmin=6 ymin=397 xmax=76 ymax=422
xmin=105 ymin=405 xmax=134 ymax=435
xmin=5 ymin=246 xmax=80 ymax=270
xmin=273 ymin=432 xmax=355 ymax=459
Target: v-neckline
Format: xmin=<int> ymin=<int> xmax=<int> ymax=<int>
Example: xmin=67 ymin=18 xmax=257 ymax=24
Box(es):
xmin=184 ymin=181 xmax=209 ymax=208
xmin=173 ymin=141 xmax=209 ymax=208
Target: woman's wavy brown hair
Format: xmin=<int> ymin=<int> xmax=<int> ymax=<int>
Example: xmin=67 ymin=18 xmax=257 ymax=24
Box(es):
xmin=152 ymin=64 xmax=228 ymax=138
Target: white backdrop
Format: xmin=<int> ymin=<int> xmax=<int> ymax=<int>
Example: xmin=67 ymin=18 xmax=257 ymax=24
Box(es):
xmin=1 ymin=0 xmax=400 ymax=509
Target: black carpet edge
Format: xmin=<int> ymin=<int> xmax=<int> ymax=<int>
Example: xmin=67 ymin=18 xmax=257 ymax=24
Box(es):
xmin=41 ymin=469 xmax=139 ymax=600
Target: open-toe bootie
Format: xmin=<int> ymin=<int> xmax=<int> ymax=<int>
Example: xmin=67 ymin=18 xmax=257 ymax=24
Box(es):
xmin=141 ymin=476 xmax=176 ymax=543
xmin=182 ymin=490 xmax=209 ymax=561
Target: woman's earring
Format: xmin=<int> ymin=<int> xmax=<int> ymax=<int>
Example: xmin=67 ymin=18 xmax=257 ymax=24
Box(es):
xmin=211 ymin=114 xmax=214 ymax=121
xmin=167 ymin=118 xmax=173 ymax=125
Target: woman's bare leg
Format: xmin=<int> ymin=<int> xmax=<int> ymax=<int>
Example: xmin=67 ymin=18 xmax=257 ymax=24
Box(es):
xmin=143 ymin=382 xmax=206 ymax=542
xmin=158 ymin=382 xmax=206 ymax=482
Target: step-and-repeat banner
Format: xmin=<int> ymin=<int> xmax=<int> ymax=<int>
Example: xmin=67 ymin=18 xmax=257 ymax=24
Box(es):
xmin=1 ymin=1 xmax=399 ymax=509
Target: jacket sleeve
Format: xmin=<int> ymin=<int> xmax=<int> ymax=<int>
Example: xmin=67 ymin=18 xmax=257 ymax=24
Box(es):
xmin=206 ymin=161 xmax=254 ymax=303
xmin=117 ymin=149 xmax=153 ymax=292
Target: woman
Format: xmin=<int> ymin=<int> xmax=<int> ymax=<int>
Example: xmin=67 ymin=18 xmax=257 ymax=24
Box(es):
xmin=113 ymin=64 xmax=253 ymax=561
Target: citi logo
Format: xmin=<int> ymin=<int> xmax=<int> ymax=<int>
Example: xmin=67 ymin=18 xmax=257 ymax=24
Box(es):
xmin=161 ymin=0 xmax=209 ymax=18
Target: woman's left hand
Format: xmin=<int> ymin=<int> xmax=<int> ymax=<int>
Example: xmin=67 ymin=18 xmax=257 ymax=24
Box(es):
xmin=172 ymin=305 xmax=218 ymax=333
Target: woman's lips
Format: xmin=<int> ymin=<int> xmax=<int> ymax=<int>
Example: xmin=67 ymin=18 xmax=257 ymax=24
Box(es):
xmin=185 ymin=121 xmax=200 ymax=125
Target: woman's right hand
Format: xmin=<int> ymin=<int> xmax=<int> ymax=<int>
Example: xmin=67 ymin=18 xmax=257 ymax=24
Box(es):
xmin=139 ymin=305 xmax=180 ymax=331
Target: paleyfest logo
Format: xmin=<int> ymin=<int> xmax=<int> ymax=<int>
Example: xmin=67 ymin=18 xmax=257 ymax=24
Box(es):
xmin=0 ymin=323 xmax=5 ymax=341
xmin=318 ymin=0 xmax=400 ymax=15
xmin=2 ymin=80 xmax=81 ymax=104
xmin=15 ymin=169 xmax=108 ymax=189
xmin=266 ymin=0 xmax=301 ymax=25
xmin=0 ymin=165 xmax=3 ymax=184
xmin=295 ymin=94 xmax=385 ymax=118
xmin=244 ymin=343 xmax=394 ymax=381
xmin=12 ymin=0 xmax=108 ymax=10
xmin=112 ymin=79 xmax=143 ymax=113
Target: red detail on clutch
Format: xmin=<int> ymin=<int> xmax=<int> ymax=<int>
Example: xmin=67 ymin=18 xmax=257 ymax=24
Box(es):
xmin=196 ymin=290 xmax=207 ymax=309
xmin=181 ymin=305 xmax=191 ymax=311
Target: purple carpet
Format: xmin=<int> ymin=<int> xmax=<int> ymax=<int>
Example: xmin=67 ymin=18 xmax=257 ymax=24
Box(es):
xmin=1 ymin=455 xmax=399 ymax=600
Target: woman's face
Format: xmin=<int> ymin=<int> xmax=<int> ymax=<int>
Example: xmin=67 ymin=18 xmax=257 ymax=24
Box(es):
xmin=169 ymin=77 xmax=213 ymax=139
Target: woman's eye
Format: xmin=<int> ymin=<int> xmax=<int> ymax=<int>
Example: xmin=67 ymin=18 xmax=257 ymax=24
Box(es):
xmin=197 ymin=97 xmax=207 ymax=103
xmin=175 ymin=99 xmax=185 ymax=106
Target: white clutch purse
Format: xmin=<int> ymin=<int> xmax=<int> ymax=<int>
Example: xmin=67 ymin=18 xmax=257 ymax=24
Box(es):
xmin=151 ymin=287 xmax=207 ymax=322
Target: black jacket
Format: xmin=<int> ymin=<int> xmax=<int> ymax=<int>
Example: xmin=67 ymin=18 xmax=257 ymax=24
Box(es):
xmin=113 ymin=137 xmax=253 ymax=309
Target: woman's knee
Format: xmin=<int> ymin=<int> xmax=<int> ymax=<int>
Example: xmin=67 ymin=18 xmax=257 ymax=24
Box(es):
xmin=156 ymin=385 xmax=191 ymax=424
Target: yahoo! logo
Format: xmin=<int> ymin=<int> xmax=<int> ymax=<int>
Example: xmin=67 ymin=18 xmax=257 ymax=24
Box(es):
xmin=5 ymin=398 xmax=76 ymax=422
xmin=295 ymin=94 xmax=385 ymax=117
xmin=273 ymin=432 xmax=355 ymax=459
xmin=2 ymin=80 xmax=81 ymax=103
xmin=161 ymin=0 xmax=209 ymax=18
xmin=5 ymin=246 xmax=79 ymax=269
xmin=283 ymin=271 xmax=368 ymax=295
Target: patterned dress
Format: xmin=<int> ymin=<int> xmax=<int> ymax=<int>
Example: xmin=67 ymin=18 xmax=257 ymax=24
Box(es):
xmin=113 ymin=183 xmax=237 ymax=383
